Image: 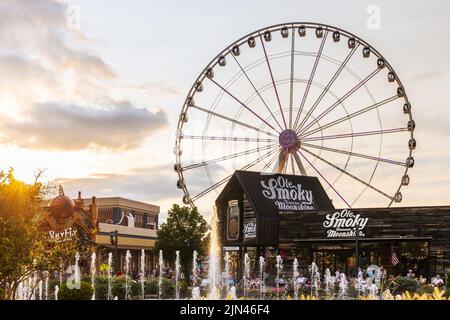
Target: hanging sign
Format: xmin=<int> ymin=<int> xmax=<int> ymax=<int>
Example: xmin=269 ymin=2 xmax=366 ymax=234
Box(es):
xmin=243 ymin=219 xmax=257 ymax=240
xmin=323 ymin=209 xmax=368 ymax=238
xmin=260 ymin=176 xmax=314 ymax=211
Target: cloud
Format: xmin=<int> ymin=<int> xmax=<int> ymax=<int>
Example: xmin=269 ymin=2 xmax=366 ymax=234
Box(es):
xmin=0 ymin=100 xmax=168 ymax=150
xmin=54 ymin=165 xmax=180 ymax=203
xmin=0 ymin=0 xmax=169 ymax=150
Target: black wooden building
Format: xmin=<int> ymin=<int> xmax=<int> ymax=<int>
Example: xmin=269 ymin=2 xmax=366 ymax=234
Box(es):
xmin=216 ymin=171 xmax=450 ymax=278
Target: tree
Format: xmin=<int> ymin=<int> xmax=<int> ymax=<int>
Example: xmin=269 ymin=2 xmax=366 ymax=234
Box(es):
xmin=0 ymin=168 xmax=81 ymax=299
xmin=155 ymin=204 xmax=209 ymax=274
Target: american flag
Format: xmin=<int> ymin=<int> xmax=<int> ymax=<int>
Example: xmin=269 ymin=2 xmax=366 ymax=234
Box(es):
xmin=391 ymin=247 xmax=400 ymax=266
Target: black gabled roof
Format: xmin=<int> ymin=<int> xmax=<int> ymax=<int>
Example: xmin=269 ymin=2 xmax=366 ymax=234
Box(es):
xmin=216 ymin=170 xmax=334 ymax=217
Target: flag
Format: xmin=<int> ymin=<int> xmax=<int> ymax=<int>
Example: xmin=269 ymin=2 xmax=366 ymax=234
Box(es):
xmin=391 ymin=247 xmax=400 ymax=266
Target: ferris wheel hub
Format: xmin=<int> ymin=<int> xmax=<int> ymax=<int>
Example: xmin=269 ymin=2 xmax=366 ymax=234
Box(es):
xmin=279 ymin=129 xmax=300 ymax=152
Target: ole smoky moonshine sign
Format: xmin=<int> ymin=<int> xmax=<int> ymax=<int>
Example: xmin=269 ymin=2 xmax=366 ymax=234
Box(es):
xmin=261 ymin=176 xmax=314 ymax=211
xmin=323 ymin=209 xmax=368 ymax=238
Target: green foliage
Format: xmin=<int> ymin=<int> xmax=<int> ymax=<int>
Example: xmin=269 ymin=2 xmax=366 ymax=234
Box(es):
xmin=417 ymin=285 xmax=434 ymax=295
xmin=155 ymin=204 xmax=209 ymax=272
xmin=388 ymin=276 xmax=419 ymax=294
xmin=0 ymin=287 xmax=4 ymax=300
xmin=58 ymin=281 xmax=93 ymax=300
xmin=0 ymin=168 xmax=48 ymax=299
xmin=144 ymin=277 xmax=175 ymax=298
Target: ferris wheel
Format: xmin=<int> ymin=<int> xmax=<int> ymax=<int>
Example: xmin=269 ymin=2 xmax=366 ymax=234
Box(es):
xmin=174 ymin=22 xmax=415 ymax=210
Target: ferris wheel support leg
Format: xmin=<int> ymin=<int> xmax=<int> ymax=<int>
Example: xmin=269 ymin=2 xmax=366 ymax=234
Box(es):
xmin=274 ymin=150 xmax=289 ymax=174
xmin=292 ymin=151 xmax=307 ymax=176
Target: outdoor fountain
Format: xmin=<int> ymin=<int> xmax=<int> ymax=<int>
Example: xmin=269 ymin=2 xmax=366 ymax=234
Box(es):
xmin=158 ymin=250 xmax=163 ymax=299
xmin=229 ymin=286 xmax=238 ymax=300
xmin=191 ymin=250 xmax=199 ymax=299
xmin=75 ymin=252 xmax=81 ymax=286
xmin=90 ymin=252 xmax=96 ymax=300
xmin=243 ymin=253 xmax=250 ymax=298
xmin=125 ymin=250 xmax=131 ymax=300
xmin=292 ymin=258 xmax=299 ymax=300
xmin=223 ymin=251 xmax=230 ymax=296
xmin=107 ymin=252 xmax=113 ymax=300
xmin=54 ymin=285 xmax=59 ymax=300
xmin=324 ymin=268 xmax=333 ymax=297
xmin=175 ymin=250 xmax=181 ymax=299
xmin=38 ymin=279 xmax=43 ymax=300
xmin=275 ymin=255 xmax=283 ymax=299
xmin=140 ymin=249 xmax=146 ymax=300
xmin=208 ymin=206 xmax=220 ymax=300
xmin=310 ymin=262 xmax=319 ymax=297
xmin=44 ymin=271 xmax=49 ymax=300
xmin=259 ymin=256 xmax=265 ymax=299
xmin=339 ymin=273 xmax=348 ymax=298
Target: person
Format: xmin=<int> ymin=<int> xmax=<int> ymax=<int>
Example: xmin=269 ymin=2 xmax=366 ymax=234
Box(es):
xmin=379 ymin=266 xmax=387 ymax=279
xmin=419 ymin=275 xmax=427 ymax=285
xmin=358 ymin=267 xmax=363 ymax=279
xmin=432 ymin=275 xmax=444 ymax=287
xmin=406 ymin=269 xmax=414 ymax=278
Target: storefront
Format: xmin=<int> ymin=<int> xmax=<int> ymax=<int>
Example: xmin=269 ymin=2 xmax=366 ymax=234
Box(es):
xmin=217 ymin=171 xmax=450 ymax=279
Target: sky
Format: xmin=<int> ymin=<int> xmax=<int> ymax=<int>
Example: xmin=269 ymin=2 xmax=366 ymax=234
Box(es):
xmin=1 ymin=0 xmax=450 ymax=222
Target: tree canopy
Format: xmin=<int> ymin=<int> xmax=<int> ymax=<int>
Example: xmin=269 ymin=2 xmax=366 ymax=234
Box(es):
xmin=0 ymin=168 xmax=83 ymax=299
xmin=155 ymin=204 xmax=209 ymax=273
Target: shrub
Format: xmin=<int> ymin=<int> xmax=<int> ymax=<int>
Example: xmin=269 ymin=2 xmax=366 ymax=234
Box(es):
xmin=58 ymin=281 xmax=93 ymax=300
xmin=389 ymin=276 xmax=419 ymax=294
xmin=0 ymin=287 xmax=4 ymax=300
xmin=144 ymin=278 xmax=175 ymax=298
xmin=93 ymin=276 xmax=108 ymax=300
xmin=417 ymin=285 xmax=434 ymax=295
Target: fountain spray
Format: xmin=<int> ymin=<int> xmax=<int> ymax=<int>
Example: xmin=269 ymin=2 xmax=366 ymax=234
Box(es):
xmin=292 ymin=258 xmax=299 ymax=300
xmin=107 ymin=252 xmax=113 ymax=300
xmin=44 ymin=271 xmax=49 ymax=300
xmin=276 ymin=255 xmax=283 ymax=300
xmin=140 ymin=249 xmax=146 ymax=300
xmin=243 ymin=253 xmax=250 ymax=298
xmin=192 ymin=250 xmax=200 ymax=300
xmin=125 ymin=250 xmax=131 ymax=300
xmin=90 ymin=252 xmax=96 ymax=300
xmin=208 ymin=206 xmax=220 ymax=300
xmin=259 ymin=256 xmax=265 ymax=299
xmin=224 ymin=252 xmax=230 ymax=297
xmin=158 ymin=250 xmax=163 ymax=299
xmin=74 ymin=252 xmax=81 ymax=287
xmin=175 ymin=250 xmax=181 ymax=299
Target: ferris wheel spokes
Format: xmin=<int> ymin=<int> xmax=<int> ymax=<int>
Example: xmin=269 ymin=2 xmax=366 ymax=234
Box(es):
xmin=301 ymin=147 xmax=393 ymax=201
xmin=189 ymin=104 xmax=276 ymax=138
xmin=190 ymin=145 xmax=281 ymax=202
xmin=292 ymin=30 xmax=329 ymax=130
xmin=207 ymin=77 xmax=280 ymax=133
xmin=301 ymin=143 xmax=408 ymax=167
xmin=302 ymin=127 xmax=409 ymax=143
xmin=181 ymin=143 xmax=278 ymax=171
xmin=258 ymin=32 xmax=288 ymax=130
xmin=227 ymin=48 xmax=284 ymax=132
xmin=298 ymin=67 xmax=383 ymax=135
xmin=298 ymin=150 xmax=352 ymax=207
xmin=296 ymin=44 xmax=360 ymax=132
xmin=300 ymin=94 xmax=400 ymax=138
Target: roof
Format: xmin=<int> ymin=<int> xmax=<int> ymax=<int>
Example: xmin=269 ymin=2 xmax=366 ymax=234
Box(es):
xmin=216 ymin=170 xmax=334 ymax=217
xmin=81 ymin=197 xmax=159 ymax=214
